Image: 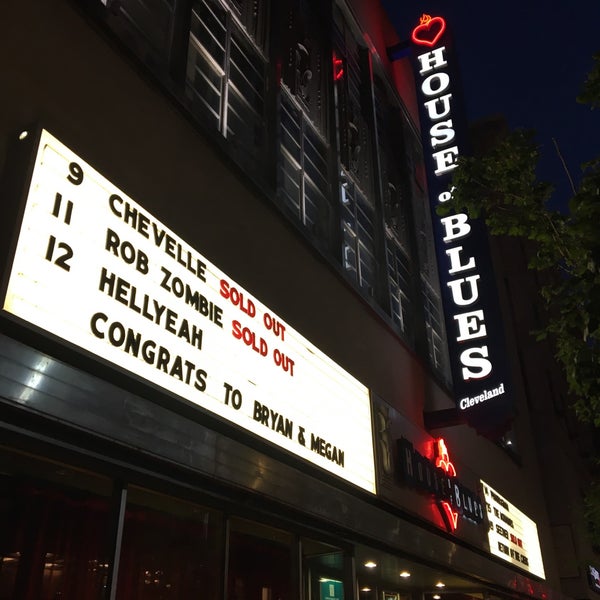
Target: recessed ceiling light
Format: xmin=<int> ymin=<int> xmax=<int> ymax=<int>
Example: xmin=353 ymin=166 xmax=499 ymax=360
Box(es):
xmin=435 ymin=582 xmax=446 ymax=588
xmin=18 ymin=131 xmax=29 ymax=140
xmin=364 ymin=561 xmax=377 ymax=569
xmin=400 ymin=571 xmax=411 ymax=578
xmin=433 ymin=595 xmax=441 ymax=599
xmin=361 ymin=587 xmax=372 ymax=592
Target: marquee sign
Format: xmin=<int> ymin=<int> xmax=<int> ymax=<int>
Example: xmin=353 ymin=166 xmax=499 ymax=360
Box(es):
xmin=481 ymin=480 xmax=545 ymax=578
xmin=397 ymin=436 xmax=484 ymax=532
xmin=411 ymin=14 xmax=514 ymax=436
xmin=1 ymin=129 xmax=376 ymax=493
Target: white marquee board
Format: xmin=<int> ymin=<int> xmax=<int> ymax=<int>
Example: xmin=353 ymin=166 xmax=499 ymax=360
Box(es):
xmin=2 ymin=129 xmax=376 ymax=494
xmin=481 ymin=480 xmax=545 ymax=578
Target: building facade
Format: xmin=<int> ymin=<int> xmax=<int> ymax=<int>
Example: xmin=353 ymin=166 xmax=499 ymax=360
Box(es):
xmin=0 ymin=1 xmax=594 ymax=599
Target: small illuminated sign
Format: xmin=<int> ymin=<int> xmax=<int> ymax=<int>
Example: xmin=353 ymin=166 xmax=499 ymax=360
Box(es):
xmin=481 ymin=480 xmax=545 ymax=578
xmin=434 ymin=438 xmax=458 ymax=530
xmin=320 ymin=580 xmax=343 ymax=600
xmin=411 ymin=14 xmax=513 ymax=436
xmin=2 ymin=129 xmax=376 ymax=493
xmin=397 ymin=437 xmax=484 ymax=533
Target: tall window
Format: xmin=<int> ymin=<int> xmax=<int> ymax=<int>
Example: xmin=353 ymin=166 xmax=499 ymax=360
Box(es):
xmin=404 ymin=127 xmax=451 ymax=381
xmin=386 ymin=235 xmax=412 ymax=334
xmin=101 ymin=0 xmax=176 ymax=73
xmin=279 ymin=90 xmax=330 ymax=233
xmin=339 ymin=175 xmax=376 ymax=295
xmin=277 ymin=0 xmax=331 ymax=237
xmin=116 ymin=486 xmax=223 ymax=599
xmin=373 ymin=77 xmax=415 ymax=339
xmin=333 ymin=10 xmax=377 ymax=295
xmin=421 ymin=277 xmax=448 ymax=375
xmin=227 ymin=518 xmax=292 ymax=600
xmin=0 ymin=449 xmax=112 ymax=600
xmin=185 ymin=0 xmax=269 ymax=171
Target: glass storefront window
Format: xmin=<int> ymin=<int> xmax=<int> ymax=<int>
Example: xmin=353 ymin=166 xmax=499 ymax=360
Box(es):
xmin=227 ymin=518 xmax=293 ymax=600
xmin=0 ymin=447 xmax=112 ymax=600
xmin=302 ymin=538 xmax=345 ymax=600
xmin=3 ymin=446 xmax=495 ymax=600
xmin=115 ymin=485 xmax=223 ymax=599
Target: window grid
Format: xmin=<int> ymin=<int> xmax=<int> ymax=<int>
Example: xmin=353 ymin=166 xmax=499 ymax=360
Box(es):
xmin=333 ymin=13 xmax=378 ymax=298
xmin=186 ymin=0 xmax=267 ymax=155
xmin=372 ymin=79 xmax=418 ymax=339
xmin=340 ymin=171 xmax=376 ymax=294
xmin=279 ymin=88 xmax=329 ymax=232
xmin=385 ymin=232 xmax=411 ymax=334
xmin=422 ymin=277 xmax=449 ymax=376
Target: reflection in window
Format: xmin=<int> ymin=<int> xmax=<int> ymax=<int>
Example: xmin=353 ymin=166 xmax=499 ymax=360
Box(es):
xmin=227 ymin=518 xmax=292 ymax=600
xmin=116 ymin=486 xmax=222 ymax=599
xmin=279 ymin=0 xmax=328 ymax=134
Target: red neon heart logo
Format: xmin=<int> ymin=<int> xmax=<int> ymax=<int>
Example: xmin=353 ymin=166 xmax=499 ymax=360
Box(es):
xmin=411 ymin=15 xmax=446 ymax=47
xmin=440 ymin=501 xmax=458 ymax=531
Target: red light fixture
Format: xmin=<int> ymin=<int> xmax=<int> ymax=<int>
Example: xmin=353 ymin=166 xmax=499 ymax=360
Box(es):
xmin=333 ymin=56 xmax=344 ymax=81
xmin=434 ymin=438 xmax=456 ymax=477
xmin=434 ymin=438 xmax=458 ymax=532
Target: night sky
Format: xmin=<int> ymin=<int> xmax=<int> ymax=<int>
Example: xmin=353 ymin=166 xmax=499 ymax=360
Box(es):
xmin=381 ymin=1 xmax=600 ymax=210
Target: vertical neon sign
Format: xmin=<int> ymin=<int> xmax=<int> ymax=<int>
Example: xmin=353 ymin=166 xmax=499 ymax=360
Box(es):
xmin=411 ymin=14 xmax=514 ymax=437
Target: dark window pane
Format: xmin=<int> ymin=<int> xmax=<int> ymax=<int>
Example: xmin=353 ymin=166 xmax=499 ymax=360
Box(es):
xmin=0 ymin=449 xmax=112 ymax=600
xmin=304 ymin=178 xmax=326 ymax=231
xmin=339 ymin=173 xmax=375 ymax=291
xmin=108 ymin=0 xmax=175 ymax=67
xmin=304 ymin=127 xmax=329 ymax=190
xmin=190 ymin=0 xmax=227 ymax=67
xmin=186 ymin=39 xmax=224 ymax=122
xmin=116 ymin=486 xmax=222 ymax=600
xmin=279 ymin=90 xmax=329 ymax=229
xmin=230 ymin=35 xmax=266 ymax=112
xmin=185 ymin=0 xmax=267 ymax=172
xmin=302 ymin=537 xmax=345 ymax=600
xmin=228 ymin=519 xmax=292 ymax=600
